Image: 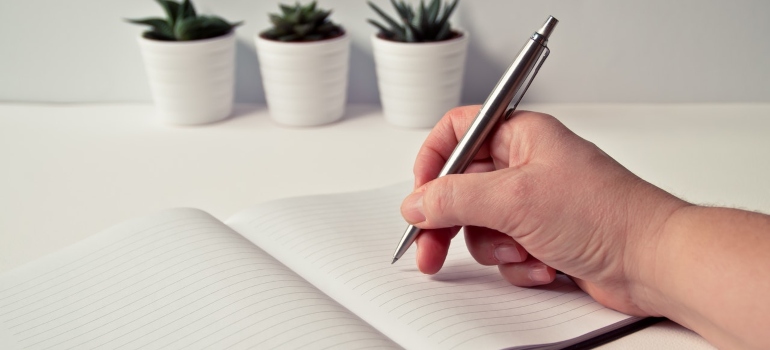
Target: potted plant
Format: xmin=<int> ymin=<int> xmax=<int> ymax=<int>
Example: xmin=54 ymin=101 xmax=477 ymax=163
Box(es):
xmin=255 ymin=1 xmax=349 ymax=127
xmin=367 ymin=0 xmax=467 ymax=128
xmin=127 ymin=0 xmax=242 ymax=125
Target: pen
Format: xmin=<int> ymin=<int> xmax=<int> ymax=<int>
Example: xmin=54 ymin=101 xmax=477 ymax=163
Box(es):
xmin=392 ymin=16 xmax=558 ymax=264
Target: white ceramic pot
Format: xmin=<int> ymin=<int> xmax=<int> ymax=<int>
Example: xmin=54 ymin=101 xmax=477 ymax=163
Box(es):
xmin=372 ymin=32 xmax=468 ymax=128
xmin=138 ymin=32 xmax=236 ymax=125
xmin=255 ymin=33 xmax=350 ymax=127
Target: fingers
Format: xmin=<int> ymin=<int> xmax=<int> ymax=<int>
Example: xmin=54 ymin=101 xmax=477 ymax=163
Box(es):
xmin=405 ymin=107 xmax=587 ymax=282
xmin=415 ymin=225 xmax=555 ymax=288
xmin=464 ymin=226 xmax=528 ymax=265
xmin=413 ymin=108 xmax=577 ymax=190
xmin=464 ymin=227 xmax=553 ymax=287
xmin=490 ymin=110 xmax=582 ymax=170
xmin=415 ymin=227 xmax=460 ymax=275
xmin=401 ymin=168 xmax=529 ymax=234
xmin=413 ymin=106 xmax=487 ymax=187
xmin=464 ymin=159 xmax=496 ymax=174
xmin=498 ymin=257 xmax=557 ymax=287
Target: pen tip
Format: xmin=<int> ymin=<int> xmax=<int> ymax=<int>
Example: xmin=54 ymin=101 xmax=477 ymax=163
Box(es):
xmin=536 ymin=16 xmax=558 ymax=39
xmin=391 ymin=257 xmax=399 ymax=264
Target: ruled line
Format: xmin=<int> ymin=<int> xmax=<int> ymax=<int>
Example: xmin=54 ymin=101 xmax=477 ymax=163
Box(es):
xmin=0 ymin=209 xmax=399 ymax=350
xmin=227 ymin=182 xmax=633 ymax=350
xmin=0 ymin=222 xmax=224 ymax=306
xmin=0 ymin=218 xmax=207 ymax=297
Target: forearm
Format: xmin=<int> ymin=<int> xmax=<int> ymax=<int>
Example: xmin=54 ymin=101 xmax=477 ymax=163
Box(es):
xmin=638 ymin=206 xmax=770 ymax=349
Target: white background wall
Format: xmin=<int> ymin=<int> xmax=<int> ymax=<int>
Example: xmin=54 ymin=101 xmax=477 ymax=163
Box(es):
xmin=1 ymin=0 xmax=768 ymax=104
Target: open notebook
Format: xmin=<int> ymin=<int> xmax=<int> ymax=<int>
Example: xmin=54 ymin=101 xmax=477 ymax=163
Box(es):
xmin=0 ymin=182 xmax=646 ymax=349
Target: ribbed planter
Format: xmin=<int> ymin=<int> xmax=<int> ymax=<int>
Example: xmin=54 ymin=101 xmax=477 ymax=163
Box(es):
xmin=372 ymin=32 xmax=468 ymax=128
xmin=138 ymin=32 xmax=236 ymax=125
xmin=255 ymin=33 xmax=350 ymax=127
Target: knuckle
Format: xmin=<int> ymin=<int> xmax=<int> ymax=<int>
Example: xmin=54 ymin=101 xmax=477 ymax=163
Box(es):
xmin=507 ymin=171 xmax=532 ymax=198
xmin=494 ymin=171 xmax=532 ymax=232
xmin=511 ymin=111 xmax=559 ymax=135
xmin=498 ymin=264 xmax=526 ymax=286
xmin=444 ymin=106 xmax=467 ymax=119
xmin=423 ymin=177 xmax=456 ymax=225
xmin=445 ymin=105 xmax=481 ymax=120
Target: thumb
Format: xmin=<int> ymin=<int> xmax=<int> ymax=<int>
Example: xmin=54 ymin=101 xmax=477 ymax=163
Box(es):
xmin=401 ymin=169 xmax=527 ymax=233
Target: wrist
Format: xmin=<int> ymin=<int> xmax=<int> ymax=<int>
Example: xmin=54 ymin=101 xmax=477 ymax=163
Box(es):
xmin=622 ymin=180 xmax=691 ymax=316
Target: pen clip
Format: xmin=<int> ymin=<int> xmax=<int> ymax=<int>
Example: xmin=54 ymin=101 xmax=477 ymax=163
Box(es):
xmin=505 ymin=46 xmax=551 ymax=120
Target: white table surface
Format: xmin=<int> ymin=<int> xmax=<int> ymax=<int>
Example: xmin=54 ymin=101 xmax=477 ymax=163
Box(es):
xmin=3 ymin=102 xmax=769 ymax=349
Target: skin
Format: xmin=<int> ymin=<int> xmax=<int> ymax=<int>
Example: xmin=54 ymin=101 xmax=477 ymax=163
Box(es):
xmin=400 ymin=106 xmax=770 ymax=350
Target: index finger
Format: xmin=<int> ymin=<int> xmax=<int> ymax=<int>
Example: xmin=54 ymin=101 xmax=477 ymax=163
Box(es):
xmin=413 ymin=105 xmax=490 ymax=188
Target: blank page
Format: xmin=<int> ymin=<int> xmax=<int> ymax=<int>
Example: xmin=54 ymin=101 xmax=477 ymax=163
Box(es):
xmin=227 ymin=183 xmax=638 ymax=350
xmin=0 ymin=208 xmax=399 ymax=350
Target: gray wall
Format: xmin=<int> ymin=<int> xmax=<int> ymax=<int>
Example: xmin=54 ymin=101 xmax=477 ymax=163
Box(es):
xmin=1 ymin=0 xmax=768 ymax=104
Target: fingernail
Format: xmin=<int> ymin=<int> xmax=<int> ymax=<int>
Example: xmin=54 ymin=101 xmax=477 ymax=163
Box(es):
xmin=494 ymin=244 xmax=523 ymax=263
xmin=403 ymin=192 xmax=426 ymax=224
xmin=529 ymin=264 xmax=551 ymax=283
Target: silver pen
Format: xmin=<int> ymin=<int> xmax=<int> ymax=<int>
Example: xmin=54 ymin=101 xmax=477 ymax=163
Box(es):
xmin=392 ymin=16 xmax=558 ymax=264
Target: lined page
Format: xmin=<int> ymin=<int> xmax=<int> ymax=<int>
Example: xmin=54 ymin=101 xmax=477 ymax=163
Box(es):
xmin=0 ymin=208 xmax=399 ymax=350
xmin=227 ymin=183 xmax=637 ymax=350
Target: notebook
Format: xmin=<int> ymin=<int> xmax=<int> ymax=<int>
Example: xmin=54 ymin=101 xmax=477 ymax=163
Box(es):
xmin=0 ymin=182 xmax=647 ymax=349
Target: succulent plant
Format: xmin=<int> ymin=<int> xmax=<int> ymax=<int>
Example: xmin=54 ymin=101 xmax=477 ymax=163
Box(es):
xmin=127 ymin=0 xmax=242 ymax=41
xmin=367 ymin=0 xmax=459 ymax=42
xmin=261 ymin=1 xmax=345 ymax=42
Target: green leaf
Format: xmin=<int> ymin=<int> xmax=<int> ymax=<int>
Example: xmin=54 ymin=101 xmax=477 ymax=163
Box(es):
xmin=269 ymin=13 xmax=284 ymax=24
xmin=427 ymin=0 xmax=440 ymax=24
xmin=269 ymin=13 xmax=292 ymax=31
xmin=303 ymin=1 xmax=316 ymax=14
xmin=390 ymin=0 xmax=409 ymax=21
xmin=126 ymin=17 xmax=174 ymax=39
xmin=406 ymin=3 xmax=415 ymax=22
xmin=367 ymin=19 xmax=402 ymax=40
xmin=127 ymin=0 xmax=241 ymax=41
xmin=309 ymin=10 xmax=330 ymax=25
xmin=283 ymin=6 xmax=300 ymax=23
xmin=446 ymin=0 xmax=459 ymax=17
xmin=174 ymin=15 xmax=232 ymax=40
xmin=278 ymin=34 xmax=300 ymax=41
xmin=316 ymin=22 xmax=336 ymax=32
xmin=389 ymin=0 xmax=421 ymax=41
xmin=263 ymin=1 xmax=341 ymax=41
xmin=365 ymin=0 xmax=460 ymax=42
xmin=415 ymin=2 xmax=425 ymax=30
xmin=279 ymin=4 xmax=295 ymax=15
xmin=434 ymin=0 xmax=458 ymax=39
xmin=293 ymin=23 xmax=313 ymax=37
xmin=390 ymin=0 xmax=417 ymax=35
xmin=368 ymin=1 xmax=403 ymax=34
xmin=435 ymin=20 xmax=450 ymax=40
xmin=143 ymin=31 xmax=175 ymax=41
xmin=405 ymin=24 xmax=415 ymax=42
xmin=367 ymin=19 xmax=391 ymax=35
xmin=156 ymin=0 xmax=180 ymax=27
xmin=405 ymin=17 xmax=424 ymax=41
xmin=177 ymin=0 xmax=196 ymax=23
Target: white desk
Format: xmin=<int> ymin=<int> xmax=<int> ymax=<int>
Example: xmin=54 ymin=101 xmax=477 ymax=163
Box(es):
xmin=2 ymin=103 xmax=768 ymax=349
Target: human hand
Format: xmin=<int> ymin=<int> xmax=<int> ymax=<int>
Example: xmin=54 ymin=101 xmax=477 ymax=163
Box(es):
xmin=400 ymin=106 xmax=688 ymax=316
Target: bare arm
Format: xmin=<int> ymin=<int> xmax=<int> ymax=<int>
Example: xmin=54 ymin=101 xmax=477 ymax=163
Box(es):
xmin=634 ymin=206 xmax=770 ymax=349
xmin=401 ymin=105 xmax=770 ymax=349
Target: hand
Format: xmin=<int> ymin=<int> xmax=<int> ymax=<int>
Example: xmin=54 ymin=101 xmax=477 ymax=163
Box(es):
xmin=400 ymin=106 xmax=687 ymax=316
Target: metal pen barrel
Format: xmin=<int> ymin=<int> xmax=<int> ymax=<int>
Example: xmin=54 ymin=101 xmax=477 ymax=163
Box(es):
xmin=392 ymin=16 xmax=558 ymax=264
